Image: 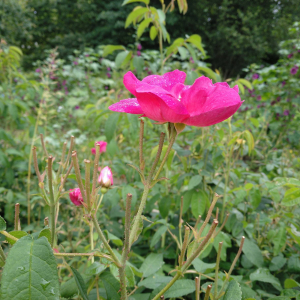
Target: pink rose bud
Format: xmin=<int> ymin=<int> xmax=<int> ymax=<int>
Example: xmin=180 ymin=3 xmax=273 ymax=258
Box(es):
xmin=98 ymin=166 xmax=113 ymax=187
xmin=91 ymin=141 xmax=107 ymax=155
xmin=69 ymin=188 xmax=83 ymax=206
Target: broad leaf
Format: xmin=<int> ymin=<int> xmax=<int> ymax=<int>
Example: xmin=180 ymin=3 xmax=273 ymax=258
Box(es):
xmin=250 ymin=268 xmax=282 ymax=291
xmin=70 ymin=267 xmax=88 ymax=300
xmin=1 ymin=235 xmax=60 ymax=300
xmin=139 ymin=253 xmax=164 ymax=277
xmin=223 ymin=280 xmax=242 ymax=300
xmin=0 ymin=215 xmax=6 ymax=230
xmin=242 ymin=238 xmax=263 ymax=267
xmin=164 ymin=279 xmax=196 ymax=298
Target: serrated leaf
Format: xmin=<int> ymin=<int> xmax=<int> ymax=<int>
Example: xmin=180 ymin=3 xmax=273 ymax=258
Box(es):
xmin=103 ymin=45 xmax=125 ymax=57
xmin=38 ymin=228 xmax=51 ymax=244
xmin=0 ymin=235 xmax=60 ymax=300
xmin=250 ymin=268 xmax=282 ymax=291
xmin=273 ymin=225 xmax=286 ymax=256
xmin=100 ymin=271 xmax=120 ymax=300
xmin=138 ymin=275 xmax=172 ymax=289
xmin=188 ymin=175 xmax=201 ymax=190
xmin=0 ymin=215 xmax=6 ymax=230
xmin=6 ymin=230 xmax=28 ymax=245
xmin=192 ymin=258 xmax=216 ymax=273
xmin=191 ymin=190 xmax=207 ymax=218
xmin=164 ymin=279 xmax=195 ymax=298
xmin=242 ymin=238 xmax=263 ymax=267
xmin=150 ymin=26 xmax=158 ymax=40
xmin=223 ymin=280 xmax=242 ymax=300
xmin=70 ymin=267 xmax=88 ymax=300
xmin=125 ymin=7 xmax=148 ymax=28
xmin=139 ymin=253 xmax=164 ymax=277
xmin=243 ymin=130 xmax=254 ymax=155
xmin=282 ymin=187 xmax=300 ymax=206
xmin=186 ymin=34 xmax=205 ymax=55
xmin=137 ymin=18 xmax=152 ymax=38
xmin=150 ymin=225 xmax=168 ymax=248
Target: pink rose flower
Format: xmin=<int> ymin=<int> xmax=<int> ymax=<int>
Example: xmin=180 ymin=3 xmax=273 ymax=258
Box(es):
xmin=98 ymin=166 xmax=113 ymax=187
xmin=69 ymin=188 xmax=83 ymax=206
xmin=108 ymin=70 xmax=243 ymax=127
xmin=91 ymin=141 xmax=107 ymax=155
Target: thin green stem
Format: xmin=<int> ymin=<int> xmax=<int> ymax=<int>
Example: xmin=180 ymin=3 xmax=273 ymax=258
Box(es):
xmin=90 ymin=221 xmax=94 ymax=264
xmin=204 ymin=285 xmax=212 ymax=300
xmin=0 ymin=244 xmax=6 ymax=262
xmin=195 ymin=276 xmax=200 ymax=300
xmin=92 ymin=144 xmax=100 ymax=198
xmin=14 ymin=203 xmax=20 ymax=231
xmin=85 ymin=159 xmax=91 ymax=211
xmin=57 ymin=142 xmax=67 ymax=183
xmin=139 ymin=120 xmax=145 ymax=172
xmin=214 ymin=242 xmax=223 ymax=299
xmin=153 ymin=126 xmax=177 ymax=181
xmin=0 ymin=231 xmax=18 ymax=241
xmin=152 ymin=273 xmax=181 ymax=300
xmin=129 ymin=184 xmax=150 ymax=247
xmin=48 ymin=156 xmax=56 ymax=247
xmin=91 ymin=214 xmax=122 ymax=267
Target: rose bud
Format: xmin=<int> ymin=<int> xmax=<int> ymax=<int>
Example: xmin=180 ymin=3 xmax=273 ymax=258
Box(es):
xmin=69 ymin=188 xmax=83 ymax=206
xmin=98 ymin=166 xmax=113 ymax=188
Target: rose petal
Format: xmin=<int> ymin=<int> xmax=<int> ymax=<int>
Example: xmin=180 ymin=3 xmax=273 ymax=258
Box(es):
xmin=136 ymin=91 xmax=190 ymax=123
xmin=181 ymin=77 xmax=242 ymax=116
xmin=141 ymin=70 xmax=186 ymax=92
xmin=108 ymin=98 xmax=143 ymax=114
xmin=123 ymin=72 xmax=140 ymax=96
xmin=183 ymin=102 xmax=243 ymax=127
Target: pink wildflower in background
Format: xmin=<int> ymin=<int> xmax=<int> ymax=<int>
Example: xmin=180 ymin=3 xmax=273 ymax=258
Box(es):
xmin=137 ymin=50 xmax=141 ymax=56
xmin=252 ymin=73 xmax=259 ymax=80
xmin=91 ymin=141 xmax=107 ymax=155
xmin=69 ymin=188 xmax=83 ymax=206
xmin=109 ymin=70 xmax=243 ymax=127
xmin=290 ymin=66 xmax=299 ymax=75
xmin=287 ymin=53 xmax=293 ymax=59
xmin=137 ymin=44 xmax=142 ymax=50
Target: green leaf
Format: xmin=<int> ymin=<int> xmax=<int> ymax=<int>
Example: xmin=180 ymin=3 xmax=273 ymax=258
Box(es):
xmin=158 ymin=196 xmax=172 ymax=218
xmin=125 ymin=7 xmax=148 ymax=28
xmin=150 ymin=26 xmax=158 ymax=40
xmin=0 ymin=215 xmax=6 ymax=230
xmin=122 ymin=0 xmax=149 ymax=5
xmin=103 ymin=45 xmax=125 ymax=57
xmin=105 ymin=113 xmax=119 ymax=142
xmin=223 ymin=280 xmax=242 ymax=300
xmin=0 ymin=235 xmax=60 ymax=300
xmin=184 ymin=43 xmax=197 ymax=63
xmin=100 ymin=271 xmax=120 ymax=300
xmin=164 ymin=279 xmax=196 ymax=298
xmin=115 ymin=51 xmax=131 ymax=68
xmin=132 ymin=56 xmax=144 ymax=75
xmin=236 ymin=78 xmax=252 ymax=90
xmin=138 ymin=275 xmax=172 ymax=289
xmin=197 ymin=66 xmax=218 ymax=82
xmin=188 ymin=175 xmax=201 ymax=190
xmin=70 ymin=267 xmax=88 ymax=300
xmin=38 ymin=228 xmax=51 ymax=244
xmin=137 ymin=18 xmax=152 ymax=38
xmin=150 ymin=225 xmax=168 ymax=248
xmin=186 ymin=34 xmax=205 ymax=55
xmin=139 ymin=253 xmax=164 ymax=277
xmin=250 ymin=268 xmax=282 ymax=291
xmin=242 ymin=238 xmax=264 ymax=267
xmin=192 ymin=258 xmax=216 ymax=273
xmin=284 ymin=278 xmax=300 ymax=289
xmin=273 ymin=225 xmax=286 ymax=256
xmin=243 ymin=130 xmax=255 ymax=155
xmin=6 ymin=230 xmax=28 ymax=245
xmin=282 ymin=187 xmax=300 ymax=206
xmin=269 ymin=253 xmax=287 ymax=271
xmin=250 ymin=117 xmax=260 ymax=128
xmin=166 ymin=38 xmax=185 ymax=56
xmin=191 ymin=190 xmax=207 ymax=218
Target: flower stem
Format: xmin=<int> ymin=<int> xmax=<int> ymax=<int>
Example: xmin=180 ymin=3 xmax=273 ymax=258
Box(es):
xmin=14 ymin=203 xmax=20 ymax=231
xmin=139 ymin=120 xmax=145 ymax=172
xmin=85 ymin=159 xmax=91 ymax=211
xmin=72 ymin=151 xmax=87 ymax=203
xmin=91 ymin=214 xmax=122 ymax=268
xmin=153 ymin=125 xmax=177 ymax=181
xmin=214 ymin=242 xmax=223 ymax=299
xmin=90 ymin=221 xmax=94 ymax=263
xmin=48 ymin=156 xmax=56 ymax=247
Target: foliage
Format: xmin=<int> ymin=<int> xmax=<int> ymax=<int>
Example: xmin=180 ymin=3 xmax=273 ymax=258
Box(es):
xmin=0 ymin=2 xmax=300 ymax=300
